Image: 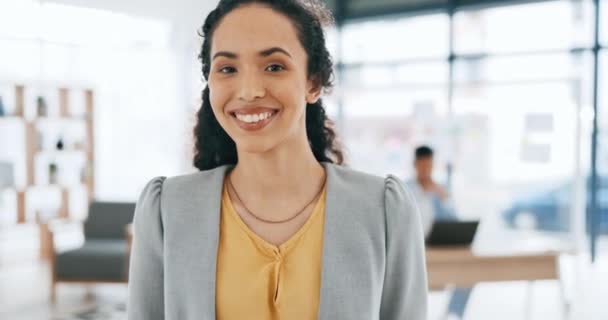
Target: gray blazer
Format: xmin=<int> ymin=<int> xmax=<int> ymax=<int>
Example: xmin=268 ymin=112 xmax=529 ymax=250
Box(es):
xmin=127 ymin=162 xmax=428 ymax=320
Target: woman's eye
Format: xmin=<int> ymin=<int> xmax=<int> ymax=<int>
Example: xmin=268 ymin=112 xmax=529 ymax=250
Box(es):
xmin=265 ymin=64 xmax=285 ymax=72
xmin=219 ymin=66 xmax=236 ymax=74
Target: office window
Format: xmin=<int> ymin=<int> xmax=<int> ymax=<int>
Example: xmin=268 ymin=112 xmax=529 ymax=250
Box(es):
xmin=453 ymin=0 xmax=594 ymax=54
xmin=600 ymin=52 xmax=608 ymax=154
xmin=451 ymin=50 xmax=594 ymax=235
xmin=453 ymin=53 xmax=581 ymax=84
xmin=586 ymin=50 xmax=607 ymax=255
xmin=338 ymin=14 xmax=449 ymax=178
xmin=341 ymin=87 xmax=448 ymax=178
xmin=343 ymin=62 xmax=448 ymax=88
xmin=602 ymin=0 xmax=607 ymax=45
xmin=597 ymin=52 xmax=608 ymax=239
xmin=324 ymin=26 xmax=340 ymax=63
xmin=341 ymin=14 xmax=448 ymax=63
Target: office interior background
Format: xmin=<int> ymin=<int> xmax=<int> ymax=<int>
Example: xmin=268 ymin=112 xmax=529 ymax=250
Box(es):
xmin=0 ymin=0 xmax=606 ymax=319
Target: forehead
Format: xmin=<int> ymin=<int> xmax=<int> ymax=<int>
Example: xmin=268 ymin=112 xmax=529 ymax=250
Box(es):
xmin=211 ymin=4 xmax=304 ymax=57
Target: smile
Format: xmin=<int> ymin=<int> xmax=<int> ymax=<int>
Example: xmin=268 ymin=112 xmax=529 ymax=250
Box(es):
xmin=230 ymin=109 xmax=279 ymax=132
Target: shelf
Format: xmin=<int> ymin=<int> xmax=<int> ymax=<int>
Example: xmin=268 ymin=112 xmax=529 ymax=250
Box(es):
xmin=0 ymin=116 xmax=25 ymax=122
xmin=0 ymin=115 xmax=89 ymax=126
xmin=31 ymin=183 xmax=88 ymax=190
xmin=3 ymin=83 xmax=95 ymax=241
xmin=35 ymin=149 xmax=87 ymax=156
xmin=35 ymin=116 xmax=88 ymax=123
xmin=6 ymin=183 xmax=89 ymax=192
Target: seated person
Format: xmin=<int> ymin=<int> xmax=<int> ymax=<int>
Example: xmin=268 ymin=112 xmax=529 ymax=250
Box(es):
xmin=405 ymin=145 xmax=457 ymax=237
xmin=405 ymin=145 xmax=470 ymax=320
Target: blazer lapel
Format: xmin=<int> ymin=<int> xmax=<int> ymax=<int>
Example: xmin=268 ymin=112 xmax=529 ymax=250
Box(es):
xmin=318 ymin=162 xmax=349 ymax=319
xmin=193 ymin=164 xmax=233 ymax=318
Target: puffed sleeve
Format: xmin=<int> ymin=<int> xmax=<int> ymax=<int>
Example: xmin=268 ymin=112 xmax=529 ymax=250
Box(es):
xmin=127 ymin=177 xmax=166 ymax=320
xmin=379 ymin=175 xmax=428 ymax=320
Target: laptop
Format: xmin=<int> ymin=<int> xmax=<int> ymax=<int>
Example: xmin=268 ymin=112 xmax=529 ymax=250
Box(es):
xmin=425 ymin=221 xmax=479 ymax=247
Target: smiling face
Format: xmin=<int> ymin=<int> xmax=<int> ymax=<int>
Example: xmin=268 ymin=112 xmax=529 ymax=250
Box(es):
xmin=207 ymin=4 xmax=321 ymax=155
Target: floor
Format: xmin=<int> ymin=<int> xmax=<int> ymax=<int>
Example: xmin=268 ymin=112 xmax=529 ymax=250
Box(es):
xmin=1 ymin=225 xmax=607 ymax=320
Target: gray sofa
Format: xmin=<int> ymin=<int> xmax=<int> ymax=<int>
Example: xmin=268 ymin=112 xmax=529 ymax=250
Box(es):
xmin=47 ymin=201 xmax=136 ymax=301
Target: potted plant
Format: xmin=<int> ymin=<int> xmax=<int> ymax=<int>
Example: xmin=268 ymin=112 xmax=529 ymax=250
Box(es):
xmin=49 ymin=163 xmax=58 ymax=185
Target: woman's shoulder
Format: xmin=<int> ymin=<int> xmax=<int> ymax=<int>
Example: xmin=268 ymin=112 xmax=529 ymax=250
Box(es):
xmin=136 ymin=176 xmax=166 ymax=208
xmin=136 ymin=165 xmax=232 ymax=211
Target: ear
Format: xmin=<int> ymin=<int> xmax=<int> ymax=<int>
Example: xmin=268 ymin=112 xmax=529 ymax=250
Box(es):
xmin=305 ymin=77 xmax=322 ymax=104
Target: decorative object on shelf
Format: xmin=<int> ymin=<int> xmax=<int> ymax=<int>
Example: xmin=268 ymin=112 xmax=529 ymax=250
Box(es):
xmin=37 ymin=129 xmax=44 ymax=151
xmin=49 ymin=162 xmax=58 ymax=185
xmin=0 ymin=162 xmax=15 ymax=189
xmin=36 ymin=96 xmax=48 ymax=117
xmin=56 ymin=136 xmax=64 ymax=150
xmin=0 ymin=96 xmax=5 ymax=116
xmin=80 ymin=163 xmax=91 ymax=184
xmin=0 ymin=162 xmax=15 ymax=208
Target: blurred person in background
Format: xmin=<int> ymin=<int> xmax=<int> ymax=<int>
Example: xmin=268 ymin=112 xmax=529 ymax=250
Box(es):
xmin=406 ymin=145 xmax=471 ymax=320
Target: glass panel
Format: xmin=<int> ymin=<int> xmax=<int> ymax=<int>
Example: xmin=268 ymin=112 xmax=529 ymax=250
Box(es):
xmin=325 ymin=26 xmax=340 ymax=63
xmin=602 ymin=0 xmax=607 ymax=45
xmin=346 ymin=0 xmax=448 ymax=14
xmin=341 ymin=14 xmax=448 ymax=63
xmin=453 ymin=53 xmax=588 ymax=84
xmin=453 ymin=83 xmax=579 ymax=236
xmin=451 ymin=54 xmax=593 ymax=252
xmin=342 ymin=88 xmax=448 ymax=178
xmin=600 ymin=52 xmax=608 ymax=161
xmin=454 ymin=0 xmax=594 ymax=54
xmin=342 ymin=62 xmax=448 ymax=88
xmin=597 ymin=51 xmax=608 ymax=252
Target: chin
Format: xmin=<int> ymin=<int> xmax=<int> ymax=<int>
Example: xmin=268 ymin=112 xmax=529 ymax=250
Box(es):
xmin=234 ymin=136 xmax=279 ymax=155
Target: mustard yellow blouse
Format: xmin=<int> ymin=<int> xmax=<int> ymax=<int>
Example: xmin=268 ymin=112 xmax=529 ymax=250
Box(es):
xmin=215 ymin=180 xmax=327 ymax=319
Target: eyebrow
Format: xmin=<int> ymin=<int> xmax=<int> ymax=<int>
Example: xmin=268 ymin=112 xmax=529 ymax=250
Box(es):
xmin=212 ymin=47 xmax=292 ymax=61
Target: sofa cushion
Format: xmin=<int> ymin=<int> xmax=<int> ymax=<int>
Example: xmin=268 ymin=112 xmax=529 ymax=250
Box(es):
xmin=55 ymin=239 xmax=128 ymax=281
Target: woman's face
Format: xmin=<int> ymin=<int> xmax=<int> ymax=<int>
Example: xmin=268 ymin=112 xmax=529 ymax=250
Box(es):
xmin=208 ymin=4 xmax=320 ymax=154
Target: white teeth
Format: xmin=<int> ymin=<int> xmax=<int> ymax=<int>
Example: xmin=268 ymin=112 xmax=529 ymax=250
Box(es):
xmin=235 ymin=111 xmax=274 ymax=123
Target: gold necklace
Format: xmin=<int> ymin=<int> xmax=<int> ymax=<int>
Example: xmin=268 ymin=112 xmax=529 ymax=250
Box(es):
xmin=227 ymin=174 xmax=326 ymax=224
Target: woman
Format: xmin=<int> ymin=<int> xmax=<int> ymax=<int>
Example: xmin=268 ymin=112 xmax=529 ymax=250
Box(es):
xmin=127 ymin=0 xmax=427 ymax=319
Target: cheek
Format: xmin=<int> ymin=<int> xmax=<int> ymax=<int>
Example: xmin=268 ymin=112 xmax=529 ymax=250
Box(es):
xmin=271 ymin=78 xmax=307 ymax=111
xmin=208 ymin=83 xmax=227 ymax=116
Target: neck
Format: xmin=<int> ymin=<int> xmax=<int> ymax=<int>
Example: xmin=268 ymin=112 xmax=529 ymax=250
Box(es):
xmin=229 ymin=132 xmax=326 ymax=200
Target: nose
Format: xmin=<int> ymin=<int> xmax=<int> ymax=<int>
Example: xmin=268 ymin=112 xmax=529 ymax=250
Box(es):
xmin=237 ymin=70 xmax=266 ymax=102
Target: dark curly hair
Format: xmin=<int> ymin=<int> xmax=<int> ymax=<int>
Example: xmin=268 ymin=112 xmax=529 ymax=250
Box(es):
xmin=193 ymin=0 xmax=344 ymax=171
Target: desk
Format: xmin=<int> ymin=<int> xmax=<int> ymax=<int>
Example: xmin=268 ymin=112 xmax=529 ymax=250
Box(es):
xmin=426 ymin=247 xmax=567 ymax=318
xmin=426 ymin=247 xmax=560 ymax=289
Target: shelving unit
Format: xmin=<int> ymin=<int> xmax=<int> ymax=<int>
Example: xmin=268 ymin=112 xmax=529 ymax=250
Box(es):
xmin=1 ymin=83 xmax=95 ymax=258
